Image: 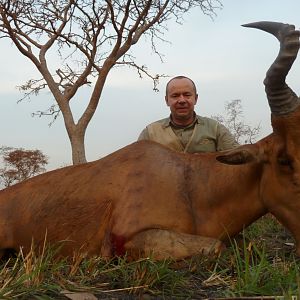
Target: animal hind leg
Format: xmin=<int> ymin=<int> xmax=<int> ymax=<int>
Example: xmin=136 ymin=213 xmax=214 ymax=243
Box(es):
xmin=124 ymin=229 xmax=225 ymax=261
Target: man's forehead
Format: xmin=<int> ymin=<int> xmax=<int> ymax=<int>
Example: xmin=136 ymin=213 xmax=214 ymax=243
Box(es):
xmin=168 ymin=78 xmax=195 ymax=90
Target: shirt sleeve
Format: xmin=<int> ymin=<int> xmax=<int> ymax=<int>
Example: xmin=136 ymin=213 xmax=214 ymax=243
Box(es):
xmin=216 ymin=123 xmax=239 ymax=151
xmin=137 ymin=127 xmax=150 ymax=141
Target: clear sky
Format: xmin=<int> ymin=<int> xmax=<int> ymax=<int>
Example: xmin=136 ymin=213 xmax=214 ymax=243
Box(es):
xmin=1 ymin=0 xmax=300 ymax=170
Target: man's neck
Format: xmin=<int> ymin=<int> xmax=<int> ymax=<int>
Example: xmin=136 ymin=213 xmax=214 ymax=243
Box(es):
xmin=170 ymin=114 xmax=196 ymax=128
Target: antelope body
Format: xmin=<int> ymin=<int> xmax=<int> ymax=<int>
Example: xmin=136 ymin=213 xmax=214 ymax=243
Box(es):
xmin=0 ymin=21 xmax=300 ymax=260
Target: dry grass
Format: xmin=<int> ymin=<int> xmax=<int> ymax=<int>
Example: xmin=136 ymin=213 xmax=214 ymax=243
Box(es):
xmin=0 ymin=215 xmax=299 ymax=299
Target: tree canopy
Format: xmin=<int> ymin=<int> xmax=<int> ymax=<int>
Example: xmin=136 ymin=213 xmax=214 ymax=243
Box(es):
xmin=0 ymin=146 xmax=48 ymax=188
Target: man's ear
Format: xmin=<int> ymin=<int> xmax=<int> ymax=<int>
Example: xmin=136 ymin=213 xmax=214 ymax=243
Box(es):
xmin=165 ymin=96 xmax=170 ymax=106
xmin=195 ymin=94 xmax=198 ymax=105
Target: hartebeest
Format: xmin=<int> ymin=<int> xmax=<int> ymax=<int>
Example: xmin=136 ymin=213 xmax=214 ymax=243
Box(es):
xmin=0 ymin=21 xmax=299 ymax=260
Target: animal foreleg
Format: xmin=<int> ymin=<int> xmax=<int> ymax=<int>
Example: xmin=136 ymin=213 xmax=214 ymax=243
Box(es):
xmin=124 ymin=229 xmax=225 ymax=261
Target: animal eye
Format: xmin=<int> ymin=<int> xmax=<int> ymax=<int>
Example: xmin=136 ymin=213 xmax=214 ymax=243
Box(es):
xmin=277 ymin=156 xmax=294 ymax=170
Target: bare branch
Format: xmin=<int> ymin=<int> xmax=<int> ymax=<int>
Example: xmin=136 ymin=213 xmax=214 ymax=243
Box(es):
xmin=115 ymin=59 xmax=168 ymax=91
xmin=212 ymin=99 xmax=261 ymax=144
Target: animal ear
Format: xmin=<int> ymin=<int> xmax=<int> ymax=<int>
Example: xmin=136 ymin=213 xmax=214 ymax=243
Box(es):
xmin=216 ymin=149 xmax=256 ymax=165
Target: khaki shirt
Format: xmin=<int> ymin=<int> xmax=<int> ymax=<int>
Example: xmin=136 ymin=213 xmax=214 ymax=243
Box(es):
xmin=138 ymin=115 xmax=239 ymax=153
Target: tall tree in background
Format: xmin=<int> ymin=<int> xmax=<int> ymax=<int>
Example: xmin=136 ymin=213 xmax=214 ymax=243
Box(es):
xmin=0 ymin=147 xmax=48 ymax=188
xmin=0 ymin=0 xmax=221 ymax=164
xmin=212 ymin=99 xmax=261 ymax=144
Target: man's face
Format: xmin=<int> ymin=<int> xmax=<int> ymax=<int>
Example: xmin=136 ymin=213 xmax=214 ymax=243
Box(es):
xmin=165 ymin=78 xmax=198 ymax=125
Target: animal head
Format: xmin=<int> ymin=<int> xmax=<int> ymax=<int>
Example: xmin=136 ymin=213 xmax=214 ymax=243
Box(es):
xmin=217 ymin=21 xmax=300 ymax=254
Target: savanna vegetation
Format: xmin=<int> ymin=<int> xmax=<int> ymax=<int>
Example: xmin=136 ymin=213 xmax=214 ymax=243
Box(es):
xmin=0 ymin=215 xmax=298 ymax=299
xmin=0 ymin=147 xmax=48 ymax=189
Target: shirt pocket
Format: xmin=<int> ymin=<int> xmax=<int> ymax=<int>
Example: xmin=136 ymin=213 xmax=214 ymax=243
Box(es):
xmin=194 ymin=138 xmax=216 ymax=153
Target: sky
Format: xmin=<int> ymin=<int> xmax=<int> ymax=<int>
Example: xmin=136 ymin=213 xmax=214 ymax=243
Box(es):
xmin=1 ymin=0 xmax=300 ymax=170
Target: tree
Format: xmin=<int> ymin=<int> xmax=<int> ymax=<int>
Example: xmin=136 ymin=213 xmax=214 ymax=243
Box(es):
xmin=212 ymin=99 xmax=261 ymax=144
xmin=0 ymin=0 xmax=221 ymax=165
xmin=0 ymin=146 xmax=48 ymax=188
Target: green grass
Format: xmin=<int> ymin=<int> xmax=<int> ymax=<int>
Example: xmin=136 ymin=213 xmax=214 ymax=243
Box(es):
xmin=0 ymin=215 xmax=300 ymax=299
xmin=219 ymin=215 xmax=300 ymax=298
xmin=223 ymin=237 xmax=300 ymax=297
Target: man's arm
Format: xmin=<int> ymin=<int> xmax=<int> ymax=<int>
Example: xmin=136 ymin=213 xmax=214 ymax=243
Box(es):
xmin=137 ymin=128 xmax=150 ymax=141
xmin=216 ymin=123 xmax=239 ymax=151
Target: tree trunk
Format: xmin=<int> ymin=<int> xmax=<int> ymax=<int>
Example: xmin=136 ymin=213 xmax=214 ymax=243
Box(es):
xmin=69 ymin=130 xmax=87 ymax=165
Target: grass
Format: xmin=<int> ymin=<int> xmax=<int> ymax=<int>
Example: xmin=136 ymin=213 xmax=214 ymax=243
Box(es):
xmin=224 ymin=237 xmax=300 ymax=297
xmin=0 ymin=215 xmax=299 ymax=299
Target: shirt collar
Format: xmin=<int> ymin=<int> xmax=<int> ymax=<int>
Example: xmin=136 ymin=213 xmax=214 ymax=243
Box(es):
xmin=163 ymin=113 xmax=199 ymax=129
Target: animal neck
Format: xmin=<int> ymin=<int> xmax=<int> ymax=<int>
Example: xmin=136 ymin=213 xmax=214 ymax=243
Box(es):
xmin=188 ymin=155 xmax=267 ymax=240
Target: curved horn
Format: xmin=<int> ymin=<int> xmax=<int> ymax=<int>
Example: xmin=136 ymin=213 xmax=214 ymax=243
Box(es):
xmin=242 ymin=21 xmax=300 ymax=115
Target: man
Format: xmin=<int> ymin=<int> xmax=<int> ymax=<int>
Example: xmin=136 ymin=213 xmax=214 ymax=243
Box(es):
xmin=138 ymin=75 xmax=238 ymax=153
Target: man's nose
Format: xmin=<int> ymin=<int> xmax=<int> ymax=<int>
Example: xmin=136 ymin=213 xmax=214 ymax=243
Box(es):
xmin=178 ymin=95 xmax=186 ymax=102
